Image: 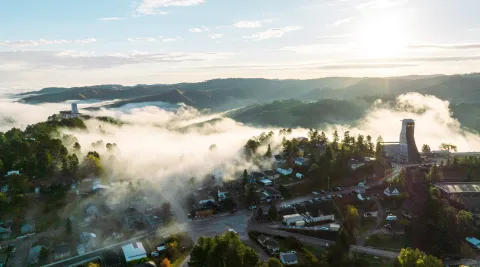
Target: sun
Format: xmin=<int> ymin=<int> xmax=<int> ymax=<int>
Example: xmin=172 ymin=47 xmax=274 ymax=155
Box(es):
xmin=356 ymin=14 xmax=408 ymax=58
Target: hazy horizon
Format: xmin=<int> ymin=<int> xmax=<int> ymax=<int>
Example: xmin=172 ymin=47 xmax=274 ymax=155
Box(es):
xmin=2 ymin=0 xmax=480 ymax=88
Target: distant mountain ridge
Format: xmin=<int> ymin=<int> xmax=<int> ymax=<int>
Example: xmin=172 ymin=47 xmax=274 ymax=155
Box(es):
xmin=19 ymin=74 xmax=480 ymax=112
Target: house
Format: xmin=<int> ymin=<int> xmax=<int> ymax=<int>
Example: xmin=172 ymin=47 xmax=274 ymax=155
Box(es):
xmin=364 ymin=211 xmax=378 ymax=218
xmin=85 ymin=204 xmax=98 ymax=216
xmin=274 ymin=155 xmax=286 ymax=164
xmin=277 ymin=168 xmax=293 ymax=176
xmin=80 ymin=232 xmax=97 ymax=247
xmin=264 ymin=169 xmax=280 ymax=180
xmin=122 ymin=242 xmax=147 ymax=262
xmin=466 ymin=237 xmax=480 ymax=250
xmin=218 ymin=190 xmax=228 ymax=201
xmin=21 ymin=220 xmax=35 ymax=234
xmin=295 ymin=157 xmax=308 ymax=166
xmin=198 ymin=196 xmax=216 ymax=205
xmin=329 ymin=223 xmax=341 ymax=231
xmin=0 ymin=185 xmax=9 ymax=194
xmin=283 ymin=214 xmax=304 ymax=225
xmin=77 ymin=244 xmax=86 ymax=255
xmin=259 ymin=188 xmax=282 ymax=202
xmin=257 ymin=234 xmax=280 ymax=254
xmin=384 ymin=187 xmax=400 ymax=197
xmin=250 ymin=172 xmax=265 ymax=180
xmin=280 ymin=252 xmax=298 ymax=265
xmin=296 ymin=173 xmax=304 ymax=179
xmin=258 ymin=179 xmax=273 ymax=186
xmin=6 ymin=170 xmax=20 ymax=176
xmin=54 ymin=244 xmax=72 ymax=260
xmin=0 ymin=222 xmax=12 ymax=240
xmin=349 ymin=159 xmax=365 ymax=171
xmin=27 ymin=245 xmax=43 ymax=264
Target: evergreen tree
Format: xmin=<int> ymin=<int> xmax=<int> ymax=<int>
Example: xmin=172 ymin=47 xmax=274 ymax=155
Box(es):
xmin=242 ymin=169 xmax=248 ymax=186
xmin=332 ymin=130 xmax=339 ymax=150
xmin=265 ymin=144 xmax=272 ymax=158
xmin=268 ymin=204 xmax=278 ymax=221
xmin=427 ymin=164 xmax=443 ymax=182
xmin=66 ymin=218 xmax=72 ymax=236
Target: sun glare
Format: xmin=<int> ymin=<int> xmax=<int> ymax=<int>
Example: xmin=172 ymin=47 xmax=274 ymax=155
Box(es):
xmin=356 ymin=14 xmax=408 ymax=58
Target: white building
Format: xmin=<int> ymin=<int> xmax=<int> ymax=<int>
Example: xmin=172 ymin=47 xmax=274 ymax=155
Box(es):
xmin=384 ymin=187 xmax=400 ymax=197
xmin=198 ymin=196 xmax=215 ymax=205
xmin=283 ymin=214 xmax=304 ymax=225
xmin=59 ymin=103 xmax=81 ymax=119
xmin=277 ymin=168 xmax=293 ymax=176
xmin=6 ymin=170 xmax=20 ymax=176
xmin=259 ymin=179 xmax=273 ymax=186
xmin=122 ymin=242 xmax=147 ymax=263
xmin=280 ymin=252 xmax=298 ymax=265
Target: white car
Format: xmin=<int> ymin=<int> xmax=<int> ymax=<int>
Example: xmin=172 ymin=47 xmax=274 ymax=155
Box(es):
xmin=312 ymin=191 xmax=319 ymax=195
xmin=336 ymin=194 xmax=343 ymax=198
xmin=320 ymin=226 xmax=328 ymax=230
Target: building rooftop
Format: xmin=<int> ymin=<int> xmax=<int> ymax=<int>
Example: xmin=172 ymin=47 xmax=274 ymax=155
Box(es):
xmin=122 ymin=242 xmax=147 ymax=262
xmin=435 ymin=183 xmax=480 ymax=194
xmin=280 ymin=252 xmax=298 ymax=262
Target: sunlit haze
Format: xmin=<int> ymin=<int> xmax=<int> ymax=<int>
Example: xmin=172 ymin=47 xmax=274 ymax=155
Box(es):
xmin=1 ymin=0 xmax=480 ymax=88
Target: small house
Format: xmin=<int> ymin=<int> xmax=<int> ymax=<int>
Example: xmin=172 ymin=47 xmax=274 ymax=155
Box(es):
xmin=54 ymin=244 xmax=72 ymax=260
xmin=466 ymin=237 xmax=480 ymax=250
xmin=295 ymin=157 xmax=308 ymax=166
xmin=85 ymin=204 xmax=98 ymax=216
xmin=283 ymin=214 xmax=304 ymax=225
xmin=21 ymin=220 xmax=35 ymax=234
xmin=258 ymin=179 xmax=273 ymax=186
xmin=264 ymin=169 xmax=280 ymax=180
xmin=384 ymin=187 xmax=400 ymax=197
xmin=0 ymin=185 xmax=9 ymax=194
xmin=277 ymin=168 xmax=293 ymax=176
xmin=27 ymin=245 xmax=43 ymax=265
xmin=77 ymin=244 xmax=86 ymax=255
xmin=6 ymin=170 xmax=20 ymax=177
xmin=349 ymin=159 xmax=365 ymax=171
xmin=122 ymin=242 xmax=147 ymax=263
xmin=280 ymin=252 xmax=298 ymax=265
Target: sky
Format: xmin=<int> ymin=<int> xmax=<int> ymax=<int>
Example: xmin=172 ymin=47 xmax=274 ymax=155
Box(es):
xmin=1 ymin=0 xmax=480 ymax=88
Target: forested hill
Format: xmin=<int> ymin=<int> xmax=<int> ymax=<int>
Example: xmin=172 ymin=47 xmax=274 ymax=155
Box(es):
xmin=20 ymin=74 xmax=480 ymax=111
xmin=226 ymin=98 xmax=480 ymax=133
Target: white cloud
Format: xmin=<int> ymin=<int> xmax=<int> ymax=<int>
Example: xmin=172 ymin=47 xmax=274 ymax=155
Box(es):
xmin=127 ymin=36 xmax=183 ymax=42
xmin=233 ymin=20 xmax=263 ymax=28
xmin=357 ymin=0 xmax=408 ymax=9
xmin=0 ymin=38 xmax=97 ymax=47
xmin=189 ymin=26 xmax=209 ymax=33
xmin=128 ymin=37 xmax=158 ymax=42
xmin=99 ymin=17 xmax=122 ymax=21
xmin=209 ymin=34 xmax=223 ymax=39
xmin=243 ymin=26 xmax=301 ymax=41
xmin=0 ymin=50 xmax=234 ymax=70
xmin=330 ymin=17 xmax=356 ymax=27
xmin=136 ymin=0 xmax=204 ymax=15
xmin=408 ymin=43 xmax=480 ymax=50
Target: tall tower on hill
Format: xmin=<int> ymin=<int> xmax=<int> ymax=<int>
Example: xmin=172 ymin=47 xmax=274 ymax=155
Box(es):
xmin=398 ymin=119 xmax=421 ymax=163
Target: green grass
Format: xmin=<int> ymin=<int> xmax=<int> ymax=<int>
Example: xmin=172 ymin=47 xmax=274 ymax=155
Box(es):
xmin=364 ymin=233 xmax=410 ymax=251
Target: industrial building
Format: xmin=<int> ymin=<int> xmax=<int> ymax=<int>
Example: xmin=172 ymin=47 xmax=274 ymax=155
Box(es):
xmin=383 ymin=119 xmax=421 ymax=164
xmin=435 ymin=182 xmax=480 ymax=213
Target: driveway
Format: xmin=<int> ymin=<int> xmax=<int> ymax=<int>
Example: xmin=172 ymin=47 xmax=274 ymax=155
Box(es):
xmin=357 ymin=198 xmax=384 ymax=246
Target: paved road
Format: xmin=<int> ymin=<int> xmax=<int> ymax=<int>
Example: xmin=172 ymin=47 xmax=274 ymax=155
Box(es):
xmin=44 ymin=225 xmax=182 ymax=267
xmin=248 ymin=224 xmax=399 ymax=259
xmin=277 ymin=185 xmax=368 ymax=207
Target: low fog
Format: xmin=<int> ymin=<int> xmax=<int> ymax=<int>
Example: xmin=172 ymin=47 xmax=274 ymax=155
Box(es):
xmin=1 ymin=89 xmax=480 ymax=191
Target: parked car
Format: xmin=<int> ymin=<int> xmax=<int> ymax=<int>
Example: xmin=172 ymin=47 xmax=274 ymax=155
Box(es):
xmin=327 ymin=195 xmax=332 ymax=199
xmin=320 ymin=226 xmax=328 ymax=230
xmin=249 ymin=205 xmax=257 ymax=210
xmin=312 ymin=191 xmax=319 ymax=195
xmin=337 ymin=194 xmax=343 ymax=198
xmin=314 ymin=197 xmax=319 ymax=202
xmin=320 ymin=190 xmax=325 ymax=194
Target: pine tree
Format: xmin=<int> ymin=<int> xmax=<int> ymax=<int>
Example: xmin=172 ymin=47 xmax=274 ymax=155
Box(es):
xmin=265 ymin=144 xmax=272 ymax=158
xmin=66 ymin=218 xmax=72 ymax=236
xmin=332 ymin=130 xmax=339 ymax=150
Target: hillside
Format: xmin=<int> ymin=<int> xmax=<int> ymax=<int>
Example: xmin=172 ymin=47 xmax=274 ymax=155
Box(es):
xmin=19 ymin=75 xmax=480 ymax=113
xmin=226 ymin=99 xmax=365 ymax=128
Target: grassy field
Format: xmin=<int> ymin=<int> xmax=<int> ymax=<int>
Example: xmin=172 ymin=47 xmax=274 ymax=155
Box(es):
xmin=364 ymin=233 xmax=410 ymax=251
